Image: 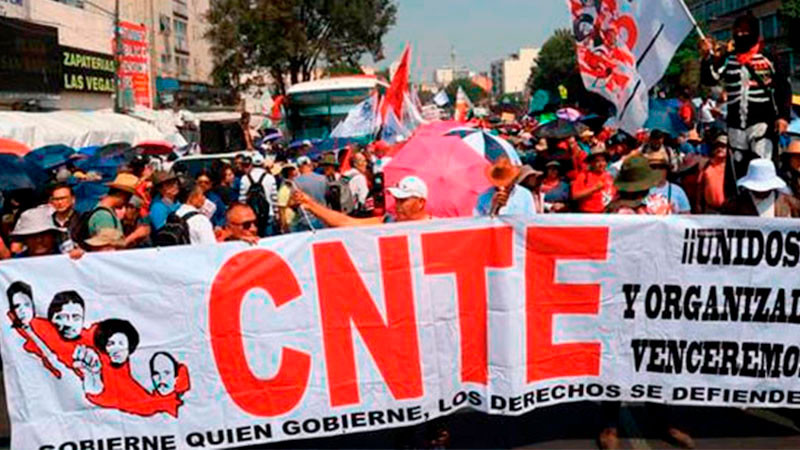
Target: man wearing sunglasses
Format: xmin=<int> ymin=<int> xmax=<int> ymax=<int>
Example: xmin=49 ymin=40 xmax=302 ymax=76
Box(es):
xmin=218 ymin=203 xmax=260 ymax=244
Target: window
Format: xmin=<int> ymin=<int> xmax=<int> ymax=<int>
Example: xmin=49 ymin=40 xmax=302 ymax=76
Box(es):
xmin=760 ymin=14 xmax=778 ymax=40
xmin=176 ymin=56 xmax=189 ymax=77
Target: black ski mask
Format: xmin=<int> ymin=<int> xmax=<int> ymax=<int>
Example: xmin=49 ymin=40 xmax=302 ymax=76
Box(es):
xmin=733 ymin=13 xmax=760 ymax=54
xmin=734 ymin=32 xmax=758 ymax=54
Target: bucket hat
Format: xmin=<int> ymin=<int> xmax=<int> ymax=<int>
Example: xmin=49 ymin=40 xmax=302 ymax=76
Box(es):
xmin=11 ymin=206 xmax=65 ymax=237
xmin=614 ymin=155 xmax=662 ymax=193
xmin=737 ymin=159 xmax=791 ymax=194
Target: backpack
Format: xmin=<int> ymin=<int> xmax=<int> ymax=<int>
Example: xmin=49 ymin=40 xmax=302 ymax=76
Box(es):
xmin=75 ymin=206 xmax=120 ymax=249
xmin=152 ymin=210 xmax=200 ymax=247
xmin=325 ymin=175 xmax=356 ymax=214
xmin=245 ymin=172 xmax=271 ymax=232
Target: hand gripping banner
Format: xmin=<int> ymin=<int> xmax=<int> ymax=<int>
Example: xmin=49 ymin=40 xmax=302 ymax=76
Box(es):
xmin=3 ymin=215 xmax=800 ymax=449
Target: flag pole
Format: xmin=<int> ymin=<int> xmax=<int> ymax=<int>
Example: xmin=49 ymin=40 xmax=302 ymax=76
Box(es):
xmin=678 ymin=0 xmax=706 ymax=40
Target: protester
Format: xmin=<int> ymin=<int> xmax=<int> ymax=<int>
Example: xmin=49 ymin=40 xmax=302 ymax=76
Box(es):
xmin=48 ymin=183 xmax=80 ymax=241
xmin=175 ymin=187 xmax=217 ymax=245
xmin=239 ymin=154 xmax=276 ymax=236
xmin=213 ymin=164 xmax=238 ymax=206
xmin=700 ymin=12 xmax=792 ymax=170
xmin=645 ymin=151 xmax=691 ymax=215
xmin=293 ymin=156 xmax=327 ymax=231
xmin=218 ymin=203 xmax=260 ymax=244
xmin=571 ymin=145 xmax=615 ymax=213
xmin=606 ymin=155 xmax=662 ymax=214
xmin=474 ymin=158 xmax=537 ymax=216
xmin=540 ymin=161 xmax=570 ymax=212
xmin=9 ymin=206 xmax=67 ymax=258
xmin=148 ymin=171 xmax=182 ymax=232
xmin=728 ymin=159 xmax=800 ymax=217
xmin=195 ymin=171 xmax=225 ymax=227
xmin=84 ymin=229 xmax=125 ymax=252
xmin=293 ymin=176 xmax=431 ymax=227
xmin=343 ymin=152 xmax=371 ymax=214
xmin=240 ymin=111 xmax=255 ymax=151
xmin=696 ymin=135 xmax=731 ymax=214
xmin=515 ymin=165 xmax=545 ymax=214
xmin=82 ymin=173 xmax=147 ymax=249
xmin=370 ymin=141 xmax=393 ymax=174
xmin=275 ymin=162 xmax=298 ymax=234
xmin=780 ymin=140 xmax=800 ymax=197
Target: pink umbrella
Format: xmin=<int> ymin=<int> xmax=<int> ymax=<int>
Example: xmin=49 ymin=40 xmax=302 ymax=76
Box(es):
xmin=384 ymin=134 xmax=491 ymax=218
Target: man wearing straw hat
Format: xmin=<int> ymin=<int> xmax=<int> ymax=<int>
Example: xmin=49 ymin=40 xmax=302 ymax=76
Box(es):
xmin=571 ymin=144 xmax=615 ymax=213
xmin=474 ymin=157 xmax=537 ymax=217
xmin=80 ymin=173 xmax=146 ymax=249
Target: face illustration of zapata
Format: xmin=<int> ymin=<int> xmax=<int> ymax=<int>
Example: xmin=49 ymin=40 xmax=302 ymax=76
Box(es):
xmin=150 ymin=352 xmax=179 ymax=395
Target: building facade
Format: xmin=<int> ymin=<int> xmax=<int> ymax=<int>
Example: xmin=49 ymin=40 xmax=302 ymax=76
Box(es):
xmin=0 ymin=0 xmax=218 ymax=110
xmin=686 ymin=0 xmax=798 ymax=89
xmin=490 ymin=47 xmax=539 ymax=97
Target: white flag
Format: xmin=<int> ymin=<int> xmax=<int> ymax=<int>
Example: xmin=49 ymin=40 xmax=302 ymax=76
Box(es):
xmin=381 ymin=109 xmax=410 ymax=144
xmin=433 ymin=90 xmax=450 ymax=107
xmin=566 ymin=0 xmax=694 ymax=133
xmin=330 ymin=93 xmax=379 ymax=138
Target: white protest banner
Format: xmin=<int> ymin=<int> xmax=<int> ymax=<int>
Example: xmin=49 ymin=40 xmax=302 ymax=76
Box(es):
xmin=3 ymin=215 xmax=800 ymax=450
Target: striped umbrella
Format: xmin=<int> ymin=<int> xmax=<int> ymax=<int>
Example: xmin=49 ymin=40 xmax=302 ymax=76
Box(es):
xmin=444 ymin=128 xmax=522 ymax=165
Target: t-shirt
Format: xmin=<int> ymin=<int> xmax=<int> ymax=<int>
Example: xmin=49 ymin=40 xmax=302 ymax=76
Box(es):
xmin=646 ymin=183 xmax=691 ymax=215
xmin=571 ymin=171 xmax=615 ymax=213
xmin=176 ymin=204 xmax=216 ymax=245
xmin=473 ymin=186 xmax=537 ymax=217
xmin=149 ymin=197 xmax=181 ymax=231
xmin=276 ymin=184 xmax=295 ymax=226
xmin=295 ymin=172 xmax=327 ymax=204
xmin=88 ymin=207 xmax=123 ymax=236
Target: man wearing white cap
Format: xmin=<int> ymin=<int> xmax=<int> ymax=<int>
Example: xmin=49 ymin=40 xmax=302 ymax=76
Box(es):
xmin=728 ymin=159 xmax=800 ymax=217
xmin=292 ymin=175 xmax=431 ymax=227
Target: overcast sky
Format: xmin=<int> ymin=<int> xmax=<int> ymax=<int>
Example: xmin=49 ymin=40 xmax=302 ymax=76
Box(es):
xmin=366 ymin=0 xmax=571 ymax=82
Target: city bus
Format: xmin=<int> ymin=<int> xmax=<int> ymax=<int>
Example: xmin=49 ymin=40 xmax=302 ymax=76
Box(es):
xmin=285 ymin=76 xmax=388 ymax=141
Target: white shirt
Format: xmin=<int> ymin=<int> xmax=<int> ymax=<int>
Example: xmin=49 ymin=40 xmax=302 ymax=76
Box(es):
xmin=343 ymin=168 xmax=369 ymax=206
xmin=699 ymin=99 xmax=716 ymax=124
xmin=751 ymin=192 xmax=776 ymax=218
xmin=176 ymin=204 xmax=217 ymax=245
xmin=239 ymin=167 xmax=277 ymax=217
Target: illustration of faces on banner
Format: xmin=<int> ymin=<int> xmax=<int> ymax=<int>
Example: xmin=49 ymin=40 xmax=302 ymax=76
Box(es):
xmin=5 ymin=281 xmax=191 ymax=418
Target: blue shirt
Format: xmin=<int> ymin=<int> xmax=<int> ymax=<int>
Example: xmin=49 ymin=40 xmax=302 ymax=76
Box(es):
xmin=473 ymin=186 xmax=537 ymax=217
xmin=148 ymin=196 xmax=181 ymax=231
xmin=205 ymin=190 xmax=227 ymax=228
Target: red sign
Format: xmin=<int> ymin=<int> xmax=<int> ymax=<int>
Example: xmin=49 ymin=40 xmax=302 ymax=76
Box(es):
xmin=115 ymin=21 xmax=151 ymax=108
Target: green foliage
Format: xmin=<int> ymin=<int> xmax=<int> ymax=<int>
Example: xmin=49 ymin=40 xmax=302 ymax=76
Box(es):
xmin=526 ymin=28 xmax=612 ymax=114
xmin=206 ymin=0 xmax=397 ymax=95
xmin=445 ymin=78 xmax=488 ymax=104
xmin=658 ymin=30 xmax=701 ymax=96
xmin=326 ymin=64 xmax=364 ymax=77
xmin=779 ymin=0 xmax=800 ymax=52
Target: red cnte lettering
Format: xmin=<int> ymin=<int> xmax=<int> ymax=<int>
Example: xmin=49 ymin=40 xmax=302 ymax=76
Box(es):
xmin=209 ymin=249 xmax=311 ymax=416
xmin=421 ymin=227 xmax=513 ymax=385
xmin=526 ymin=226 xmax=608 ymax=382
xmin=313 ymin=236 xmax=423 ymax=407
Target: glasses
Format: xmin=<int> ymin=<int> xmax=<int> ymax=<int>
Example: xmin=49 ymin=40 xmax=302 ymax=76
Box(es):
xmin=233 ymin=220 xmax=257 ymax=229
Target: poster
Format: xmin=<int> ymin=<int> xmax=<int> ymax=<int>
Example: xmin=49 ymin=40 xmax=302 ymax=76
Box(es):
xmin=3 ymin=215 xmax=800 ymax=449
xmin=116 ymin=21 xmax=151 ymax=109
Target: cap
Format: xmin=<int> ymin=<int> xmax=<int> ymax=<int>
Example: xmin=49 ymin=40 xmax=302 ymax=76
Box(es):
xmin=387 ymin=176 xmax=428 ymax=200
xmin=296 ymin=156 xmax=312 ymax=166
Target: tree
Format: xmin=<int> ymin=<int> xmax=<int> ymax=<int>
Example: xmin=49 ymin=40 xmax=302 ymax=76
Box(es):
xmin=657 ymin=28 xmax=702 ymax=97
xmin=779 ymin=0 xmax=800 ymax=52
xmin=445 ymin=79 xmax=488 ymax=105
xmin=206 ymin=0 xmax=397 ymax=95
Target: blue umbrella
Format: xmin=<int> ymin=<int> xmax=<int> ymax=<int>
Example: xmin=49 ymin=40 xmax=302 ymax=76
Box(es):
xmin=78 ymin=145 xmax=100 ymax=158
xmin=788 ymin=118 xmax=800 ymax=136
xmin=95 ymin=142 xmax=135 ymax=161
xmin=25 ymin=144 xmax=75 ymax=170
xmin=444 ymin=128 xmax=522 ymax=165
xmin=0 ymin=154 xmax=45 ymax=191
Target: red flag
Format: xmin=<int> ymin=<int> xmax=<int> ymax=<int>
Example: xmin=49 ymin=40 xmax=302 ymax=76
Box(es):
xmin=339 ymin=146 xmax=354 ymax=174
xmin=380 ymin=44 xmax=411 ymax=122
xmin=271 ymin=95 xmax=285 ymax=121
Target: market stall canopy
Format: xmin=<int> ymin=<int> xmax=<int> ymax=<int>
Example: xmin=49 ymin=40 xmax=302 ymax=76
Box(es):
xmin=0 ymin=111 xmax=166 ymax=149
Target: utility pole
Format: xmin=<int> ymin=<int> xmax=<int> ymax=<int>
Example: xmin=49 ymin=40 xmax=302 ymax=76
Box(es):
xmin=114 ymin=0 xmax=122 ymax=113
